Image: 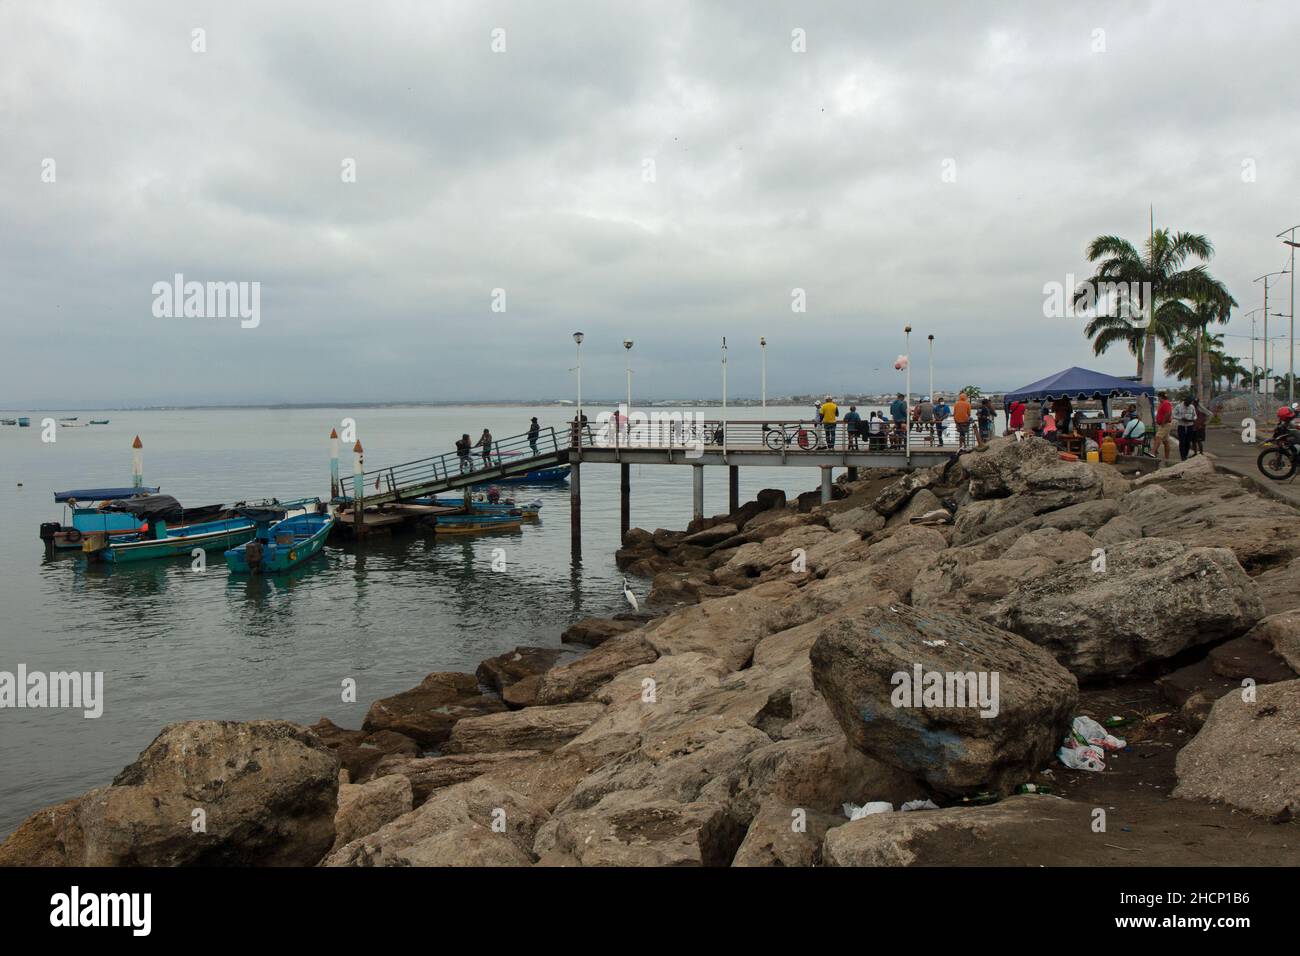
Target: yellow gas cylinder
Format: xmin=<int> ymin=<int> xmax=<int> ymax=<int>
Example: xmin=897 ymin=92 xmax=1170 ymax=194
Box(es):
xmin=1099 ymin=436 xmax=1118 ymax=464
xmin=1086 ymin=449 xmax=1100 ymax=463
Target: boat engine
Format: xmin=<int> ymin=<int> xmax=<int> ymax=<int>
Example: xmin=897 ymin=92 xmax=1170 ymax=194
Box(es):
xmin=244 ymin=539 xmax=264 ymax=570
xmin=39 ymin=522 xmax=62 ymax=544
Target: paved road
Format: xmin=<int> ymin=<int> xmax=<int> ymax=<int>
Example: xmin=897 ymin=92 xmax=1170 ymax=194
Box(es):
xmin=1205 ymin=426 xmax=1300 ymax=508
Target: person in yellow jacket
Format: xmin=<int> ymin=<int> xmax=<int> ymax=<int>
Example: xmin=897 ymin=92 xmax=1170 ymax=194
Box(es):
xmin=820 ymin=395 xmax=838 ymax=448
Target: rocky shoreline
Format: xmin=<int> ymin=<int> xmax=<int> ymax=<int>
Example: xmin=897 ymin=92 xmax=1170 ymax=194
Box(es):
xmin=4 ymin=436 xmax=1299 ymax=866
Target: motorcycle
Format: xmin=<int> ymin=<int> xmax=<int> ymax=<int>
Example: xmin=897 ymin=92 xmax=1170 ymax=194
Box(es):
xmin=1256 ymin=422 xmax=1300 ymax=480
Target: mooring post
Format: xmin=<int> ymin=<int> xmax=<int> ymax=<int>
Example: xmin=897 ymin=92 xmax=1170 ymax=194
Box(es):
xmin=329 ymin=428 xmax=340 ymax=499
xmin=620 ymin=463 xmax=630 ymax=542
xmin=728 ymin=464 xmax=739 ymax=514
xmin=570 ymin=460 xmax=582 ymax=556
xmin=692 ymin=464 xmax=704 ymax=523
xmin=131 ymin=435 xmax=143 ymax=489
xmin=821 ymin=467 xmax=832 ymax=504
xmin=353 ymin=440 xmax=364 ymax=537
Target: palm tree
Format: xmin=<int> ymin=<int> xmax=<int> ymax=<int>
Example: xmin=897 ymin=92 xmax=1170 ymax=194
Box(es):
xmin=1075 ymin=229 xmax=1233 ymax=388
xmin=1218 ymin=356 xmax=1248 ymax=391
xmin=1159 ymin=294 xmax=1239 ymax=402
xmin=1163 ymin=330 xmax=1229 ymax=394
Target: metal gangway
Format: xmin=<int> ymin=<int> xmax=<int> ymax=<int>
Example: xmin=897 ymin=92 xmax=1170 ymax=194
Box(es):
xmin=343 ymin=426 xmax=570 ymax=507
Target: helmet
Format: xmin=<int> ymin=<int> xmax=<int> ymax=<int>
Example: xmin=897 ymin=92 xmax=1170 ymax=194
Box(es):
xmin=1279 ymin=406 xmax=1296 ymax=421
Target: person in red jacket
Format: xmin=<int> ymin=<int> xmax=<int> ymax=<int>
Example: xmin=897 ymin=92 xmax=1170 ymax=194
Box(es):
xmin=1153 ymin=391 xmax=1174 ymax=462
xmin=1007 ymin=400 xmax=1026 ymax=435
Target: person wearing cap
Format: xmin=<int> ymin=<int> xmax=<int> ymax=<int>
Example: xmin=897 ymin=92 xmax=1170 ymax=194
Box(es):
xmin=931 ymin=394 xmax=950 ymax=447
xmin=820 ymin=395 xmax=839 ymax=448
xmin=889 ymin=392 xmax=907 ymax=448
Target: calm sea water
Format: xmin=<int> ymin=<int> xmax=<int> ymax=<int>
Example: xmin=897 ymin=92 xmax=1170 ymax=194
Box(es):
xmin=0 ymin=403 xmax=842 ymax=837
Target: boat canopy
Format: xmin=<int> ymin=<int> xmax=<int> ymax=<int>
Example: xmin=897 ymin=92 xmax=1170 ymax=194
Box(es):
xmin=53 ymin=487 xmax=160 ymax=503
xmin=1004 ymin=367 xmax=1157 ymax=405
xmin=101 ymin=495 xmax=186 ymax=518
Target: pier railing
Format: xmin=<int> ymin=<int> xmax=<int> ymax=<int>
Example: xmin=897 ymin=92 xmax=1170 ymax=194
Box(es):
xmin=354 ymin=426 xmax=564 ymax=502
xmin=570 ymin=417 xmax=974 ymax=454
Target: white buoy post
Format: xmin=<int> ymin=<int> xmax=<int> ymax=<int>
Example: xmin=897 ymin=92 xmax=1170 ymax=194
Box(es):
xmin=131 ymin=436 xmax=144 ymax=489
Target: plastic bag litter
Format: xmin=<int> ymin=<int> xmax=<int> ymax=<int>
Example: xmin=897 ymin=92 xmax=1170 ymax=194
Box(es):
xmin=1070 ymin=715 xmax=1126 ymax=751
xmin=843 ymin=801 xmax=893 ymax=820
xmin=1057 ymin=743 xmax=1106 ymax=772
xmin=900 ymin=799 xmax=939 ymax=812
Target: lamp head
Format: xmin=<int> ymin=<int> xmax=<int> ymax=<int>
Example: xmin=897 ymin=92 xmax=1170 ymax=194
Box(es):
xmin=573 ymin=331 xmax=585 ymax=345
xmin=623 ymin=339 xmax=633 ymax=350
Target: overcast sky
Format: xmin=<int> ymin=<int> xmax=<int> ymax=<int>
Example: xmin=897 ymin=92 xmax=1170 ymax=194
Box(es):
xmin=2 ymin=0 xmax=1298 ymax=407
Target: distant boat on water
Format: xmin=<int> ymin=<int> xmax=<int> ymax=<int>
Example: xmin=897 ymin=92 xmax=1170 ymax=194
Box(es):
xmin=0 ymin=419 xmax=15 ymax=426
xmin=433 ymin=513 xmax=524 ymax=534
xmin=89 ymin=419 xmax=110 ymax=425
xmin=17 ymin=417 xmax=30 ymax=427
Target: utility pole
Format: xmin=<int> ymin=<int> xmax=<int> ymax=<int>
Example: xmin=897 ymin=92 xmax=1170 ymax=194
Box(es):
xmin=1256 ymin=271 xmax=1289 ymax=400
xmin=1280 ymin=226 xmax=1300 ymax=402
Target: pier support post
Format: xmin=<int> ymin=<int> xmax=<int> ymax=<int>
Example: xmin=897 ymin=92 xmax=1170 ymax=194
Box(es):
xmin=847 ymin=466 xmax=858 ymax=482
xmin=692 ymin=465 xmax=704 ymax=524
xmin=620 ymin=463 xmax=630 ymax=542
xmin=570 ymin=460 xmax=582 ymax=557
xmin=821 ymin=467 xmax=833 ymax=504
xmin=728 ymin=465 xmax=739 ymax=515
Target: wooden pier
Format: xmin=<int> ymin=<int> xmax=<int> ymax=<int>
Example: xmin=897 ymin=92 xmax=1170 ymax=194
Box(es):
xmin=339 ymin=420 xmax=958 ymax=555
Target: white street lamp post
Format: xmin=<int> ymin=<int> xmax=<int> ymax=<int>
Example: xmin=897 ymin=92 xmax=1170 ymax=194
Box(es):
xmin=760 ymin=336 xmax=767 ymax=410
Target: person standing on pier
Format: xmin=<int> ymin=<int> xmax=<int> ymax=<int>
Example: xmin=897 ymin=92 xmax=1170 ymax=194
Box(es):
xmin=1172 ymin=393 xmax=1197 ymax=461
xmin=977 ymin=397 xmax=996 ymax=446
xmin=890 ymin=393 xmax=907 ymax=449
xmin=456 ymin=434 xmax=472 ymax=473
xmin=528 ymin=417 xmax=540 ymax=455
xmin=820 ymin=395 xmax=838 ymax=448
xmin=476 ymin=428 xmax=493 ymax=468
xmin=953 ymin=392 xmax=972 ymax=447
xmin=844 ymin=405 xmax=862 ymax=449
xmin=918 ymin=396 xmax=935 ymax=445
xmin=932 ymin=395 xmax=950 ymax=447
xmin=1152 ymin=391 xmax=1174 ymax=462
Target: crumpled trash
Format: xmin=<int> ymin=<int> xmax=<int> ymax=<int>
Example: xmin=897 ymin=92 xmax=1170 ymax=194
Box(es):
xmin=844 ymin=798 xmax=939 ymax=820
xmin=1057 ymin=716 xmax=1128 ymax=772
xmin=900 ymin=799 xmax=940 ymax=812
xmin=843 ymin=801 xmax=894 ymax=820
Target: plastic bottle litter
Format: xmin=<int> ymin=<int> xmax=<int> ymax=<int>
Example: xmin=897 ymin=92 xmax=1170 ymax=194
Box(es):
xmin=1057 ymin=715 xmax=1128 ymax=772
xmin=1071 ymin=715 xmax=1127 ymax=751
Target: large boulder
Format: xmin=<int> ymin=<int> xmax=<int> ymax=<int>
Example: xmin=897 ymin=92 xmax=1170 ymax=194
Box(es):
xmin=561 ymin=616 xmax=641 ymax=647
xmin=1174 ymin=679 xmax=1300 ymax=820
xmin=324 ymin=778 xmax=548 ymax=866
xmin=0 ymin=720 xmax=340 ymax=866
xmin=873 ymin=471 xmax=937 ymax=516
xmin=535 ymin=634 xmax=659 ymax=704
xmin=1246 ymin=610 xmax=1300 ymax=673
xmin=361 ymin=751 xmax=542 ymax=805
xmin=308 ymin=718 xmax=419 ymax=782
xmin=476 ymin=646 xmax=576 ymax=694
xmin=961 ymin=436 xmax=1062 ymax=499
xmin=1250 ymin=558 xmax=1300 ymax=616
xmin=1119 ymin=483 xmax=1300 ymax=573
xmin=445 ymin=702 xmax=606 ymax=754
xmin=332 ymin=774 xmax=413 ymax=850
xmin=362 ymin=672 xmax=506 ymax=748
xmin=822 ymin=795 xmax=1090 ymax=866
xmin=986 ymin=538 xmax=1264 ymax=680
xmin=810 ymin=604 xmax=1078 ymax=797
xmin=732 ymin=799 xmax=843 ymax=867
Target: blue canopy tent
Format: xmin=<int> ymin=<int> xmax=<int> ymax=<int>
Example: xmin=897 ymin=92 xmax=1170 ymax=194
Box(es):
xmin=1004 ymin=367 xmax=1156 ymax=418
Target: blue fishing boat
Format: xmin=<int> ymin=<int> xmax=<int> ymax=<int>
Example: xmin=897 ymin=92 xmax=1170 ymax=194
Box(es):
xmin=226 ymin=510 xmax=334 ymax=573
xmin=18 ymin=417 xmax=30 ymax=427
xmin=41 ymin=487 xmax=163 ymax=551
xmin=492 ymin=466 xmax=571 ymax=485
xmin=92 ymin=516 xmax=258 ymax=563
